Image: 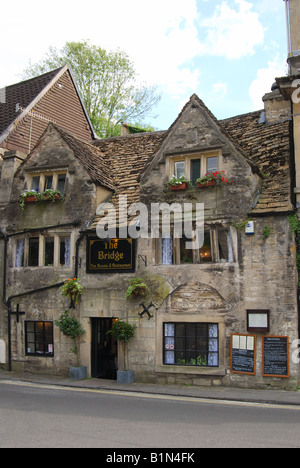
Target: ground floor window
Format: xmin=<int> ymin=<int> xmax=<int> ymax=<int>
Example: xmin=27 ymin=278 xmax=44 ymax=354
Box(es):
xmin=163 ymin=323 xmax=219 ymax=367
xmin=25 ymin=321 xmax=54 ymax=357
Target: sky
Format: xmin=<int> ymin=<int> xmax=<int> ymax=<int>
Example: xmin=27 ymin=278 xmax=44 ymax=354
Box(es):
xmin=0 ymin=0 xmax=289 ymax=130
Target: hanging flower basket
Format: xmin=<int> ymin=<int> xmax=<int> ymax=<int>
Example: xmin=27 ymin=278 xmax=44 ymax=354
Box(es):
xmin=61 ymin=278 xmax=83 ymax=305
xmin=126 ymin=278 xmax=150 ymax=299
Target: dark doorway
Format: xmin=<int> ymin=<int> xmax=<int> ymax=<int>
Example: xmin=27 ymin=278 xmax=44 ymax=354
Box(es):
xmin=91 ymin=318 xmax=118 ymax=379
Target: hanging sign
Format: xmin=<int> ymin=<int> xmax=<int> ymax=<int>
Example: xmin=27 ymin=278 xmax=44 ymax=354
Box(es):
xmin=87 ymin=237 xmax=135 ymax=273
xmin=230 ymin=333 xmax=256 ymax=375
xmin=263 ymin=336 xmax=289 ymax=378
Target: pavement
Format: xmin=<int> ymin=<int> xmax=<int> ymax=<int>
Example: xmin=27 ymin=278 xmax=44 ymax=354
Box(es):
xmin=1 ymin=368 xmax=300 ymax=407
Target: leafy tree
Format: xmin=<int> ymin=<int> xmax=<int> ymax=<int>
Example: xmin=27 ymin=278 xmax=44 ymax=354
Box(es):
xmin=23 ymin=40 xmax=160 ymax=138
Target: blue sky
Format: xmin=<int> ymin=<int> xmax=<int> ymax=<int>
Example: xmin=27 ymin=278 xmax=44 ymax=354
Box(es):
xmin=0 ymin=0 xmax=288 ymax=130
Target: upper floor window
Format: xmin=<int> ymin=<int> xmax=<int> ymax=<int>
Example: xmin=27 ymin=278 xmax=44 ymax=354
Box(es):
xmin=27 ymin=171 xmax=67 ymax=194
xmin=157 ymin=227 xmax=234 ymax=266
xmin=169 ymin=152 xmax=220 ymax=186
xmin=14 ymin=234 xmax=71 ymax=269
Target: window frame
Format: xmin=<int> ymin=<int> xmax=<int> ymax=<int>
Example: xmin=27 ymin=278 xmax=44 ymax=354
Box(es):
xmin=168 ymin=151 xmax=221 ymax=185
xmin=27 ymin=170 xmax=67 ymax=194
xmin=163 ymin=322 xmax=219 ymax=368
xmin=13 ymin=233 xmax=73 ymax=269
xmin=25 ymin=321 xmax=54 ymax=357
xmin=157 ymin=226 xmax=235 ymax=266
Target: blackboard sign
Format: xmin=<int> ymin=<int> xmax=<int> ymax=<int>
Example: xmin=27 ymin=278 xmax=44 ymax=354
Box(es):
xmin=230 ymin=334 xmax=256 ymax=375
xmin=263 ymin=336 xmax=289 ymax=378
xmin=87 ymin=237 xmax=135 ymax=273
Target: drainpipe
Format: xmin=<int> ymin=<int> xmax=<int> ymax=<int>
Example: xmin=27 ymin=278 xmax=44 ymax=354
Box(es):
xmin=0 ymin=230 xmax=9 ymax=369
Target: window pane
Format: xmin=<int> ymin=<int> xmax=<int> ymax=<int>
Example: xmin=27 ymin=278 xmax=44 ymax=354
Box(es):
xmin=200 ymin=232 xmax=212 ymax=263
xmin=28 ymin=238 xmax=39 ymax=267
xmin=180 ymin=236 xmax=194 ymax=264
xmin=31 ymin=176 xmax=40 ymax=192
xmin=60 ymin=237 xmax=70 ymax=267
xmin=44 ymin=175 xmax=53 ymax=190
xmin=206 ymin=157 xmax=218 ymax=174
xmin=57 ymin=174 xmax=66 ymax=193
xmin=191 ymin=159 xmax=201 ymax=185
xmin=25 ymin=322 xmax=54 ymax=357
xmin=162 ymin=237 xmax=173 ymax=265
xmin=218 ymin=230 xmax=234 ymax=263
xmin=164 ymin=323 xmax=219 ymax=368
xmin=174 ymin=161 xmax=185 ymax=179
xmin=16 ymin=239 xmax=25 ymax=267
xmin=45 ymin=238 xmax=54 ymax=266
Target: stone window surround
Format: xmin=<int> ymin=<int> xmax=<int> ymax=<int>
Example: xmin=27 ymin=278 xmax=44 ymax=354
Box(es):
xmin=12 ymin=231 xmax=74 ymax=269
xmin=26 ymin=168 xmax=68 ymax=193
xmin=156 ymin=313 xmax=226 ymax=376
xmin=166 ymin=150 xmax=221 ymax=181
xmin=154 ymin=224 xmax=237 ymax=266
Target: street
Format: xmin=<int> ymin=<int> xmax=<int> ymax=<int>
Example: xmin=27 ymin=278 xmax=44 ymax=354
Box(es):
xmin=0 ymin=381 xmax=299 ymax=449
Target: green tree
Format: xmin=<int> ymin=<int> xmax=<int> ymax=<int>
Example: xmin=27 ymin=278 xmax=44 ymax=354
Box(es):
xmin=23 ymin=40 xmax=160 ymax=138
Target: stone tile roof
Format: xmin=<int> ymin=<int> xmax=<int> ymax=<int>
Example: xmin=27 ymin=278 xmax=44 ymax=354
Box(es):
xmin=52 ymin=124 xmax=116 ymax=191
xmin=0 ymin=68 xmax=62 ymax=136
xmin=89 ymin=131 xmax=167 ymax=229
xmin=221 ymin=111 xmax=293 ymax=214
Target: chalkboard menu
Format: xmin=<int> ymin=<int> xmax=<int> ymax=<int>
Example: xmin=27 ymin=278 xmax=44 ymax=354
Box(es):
xmin=263 ymin=336 xmax=289 ymax=378
xmin=231 ymin=334 xmax=256 ymax=375
xmin=87 ymin=237 xmax=135 ymax=273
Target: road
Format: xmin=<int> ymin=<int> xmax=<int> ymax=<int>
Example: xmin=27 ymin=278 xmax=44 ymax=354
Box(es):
xmin=0 ymin=380 xmax=299 ymax=449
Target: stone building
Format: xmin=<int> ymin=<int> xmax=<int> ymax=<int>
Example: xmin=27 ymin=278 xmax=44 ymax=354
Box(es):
xmin=0 ymin=0 xmax=299 ymax=389
xmin=0 ymin=86 xmax=298 ymax=389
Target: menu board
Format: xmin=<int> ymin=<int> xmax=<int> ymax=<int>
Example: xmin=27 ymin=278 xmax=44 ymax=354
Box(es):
xmin=263 ymin=336 xmax=289 ymax=378
xmin=230 ymin=334 xmax=256 ymax=375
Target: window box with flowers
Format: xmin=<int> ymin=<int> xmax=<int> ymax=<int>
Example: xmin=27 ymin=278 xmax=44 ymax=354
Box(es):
xmin=20 ymin=189 xmax=63 ymax=210
xmin=166 ymin=176 xmax=192 ymax=191
xmin=197 ymin=171 xmax=233 ymax=188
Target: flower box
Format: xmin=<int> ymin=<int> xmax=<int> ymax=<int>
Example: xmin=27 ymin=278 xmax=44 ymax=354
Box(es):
xmin=197 ymin=181 xmax=217 ymax=188
xmin=25 ymin=195 xmax=37 ymax=203
xmin=170 ymin=182 xmax=188 ymax=191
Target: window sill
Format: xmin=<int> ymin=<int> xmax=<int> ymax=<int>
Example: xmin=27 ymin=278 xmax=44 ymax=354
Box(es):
xmin=155 ymin=365 xmax=226 ymax=376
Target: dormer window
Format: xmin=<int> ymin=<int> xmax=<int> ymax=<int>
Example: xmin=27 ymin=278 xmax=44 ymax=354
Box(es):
xmin=168 ymin=152 xmax=220 ymax=186
xmin=27 ymin=171 xmax=67 ymax=194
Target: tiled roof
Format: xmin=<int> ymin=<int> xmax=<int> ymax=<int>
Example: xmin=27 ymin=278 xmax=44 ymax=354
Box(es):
xmin=89 ymin=131 xmax=167 ymax=229
xmin=0 ymin=68 xmax=63 ymax=136
xmin=221 ymin=111 xmax=293 ymax=214
xmin=52 ymin=124 xmax=116 ymax=191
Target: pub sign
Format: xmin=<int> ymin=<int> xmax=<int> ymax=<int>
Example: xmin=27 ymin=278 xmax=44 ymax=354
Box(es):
xmin=87 ymin=237 xmax=135 ymax=273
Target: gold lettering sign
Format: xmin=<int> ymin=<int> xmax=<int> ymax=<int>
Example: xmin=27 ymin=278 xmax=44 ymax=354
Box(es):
xmin=87 ymin=238 xmax=135 ymax=273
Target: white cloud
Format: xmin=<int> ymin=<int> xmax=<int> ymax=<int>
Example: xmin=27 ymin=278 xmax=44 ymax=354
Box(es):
xmin=199 ymin=0 xmax=265 ymax=59
xmin=249 ymin=55 xmax=287 ymax=109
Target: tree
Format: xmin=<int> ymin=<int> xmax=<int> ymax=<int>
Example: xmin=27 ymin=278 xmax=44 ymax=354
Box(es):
xmin=23 ymin=40 xmax=160 ymax=138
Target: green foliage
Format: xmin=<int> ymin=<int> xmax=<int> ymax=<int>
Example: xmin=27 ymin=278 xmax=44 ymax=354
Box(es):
xmin=20 ymin=189 xmax=62 ymax=210
xmin=55 ymin=310 xmax=85 ymax=340
xmin=166 ymin=176 xmax=192 ymax=189
xmin=107 ymin=320 xmax=135 ymax=343
xmin=22 ymin=40 xmax=161 ymax=138
xmin=262 ymin=225 xmax=271 ymax=239
xmin=126 ymin=278 xmax=150 ymax=298
xmin=61 ymin=278 xmax=83 ymax=304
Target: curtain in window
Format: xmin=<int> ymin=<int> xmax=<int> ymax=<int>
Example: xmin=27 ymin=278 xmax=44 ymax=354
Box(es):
xmin=162 ymin=237 xmax=173 ymax=265
xmin=16 ymin=239 xmax=25 ymax=267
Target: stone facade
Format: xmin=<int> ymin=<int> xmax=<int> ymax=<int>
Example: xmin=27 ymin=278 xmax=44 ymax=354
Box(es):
xmin=0 ymin=88 xmax=298 ymax=391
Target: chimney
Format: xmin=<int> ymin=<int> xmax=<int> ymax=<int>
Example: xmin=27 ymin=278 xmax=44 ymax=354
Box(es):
xmin=262 ymin=82 xmax=291 ymax=124
xmin=286 ymin=0 xmax=300 ymax=74
xmin=0 ymin=150 xmax=25 ymax=203
xmin=120 ymin=123 xmax=130 ymax=136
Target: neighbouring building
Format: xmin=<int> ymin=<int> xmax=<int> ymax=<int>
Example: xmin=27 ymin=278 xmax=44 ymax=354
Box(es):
xmin=0 ymin=2 xmax=299 ymax=390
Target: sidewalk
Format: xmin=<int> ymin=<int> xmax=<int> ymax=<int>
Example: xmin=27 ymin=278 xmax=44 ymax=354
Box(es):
xmin=0 ymin=368 xmax=300 ymax=407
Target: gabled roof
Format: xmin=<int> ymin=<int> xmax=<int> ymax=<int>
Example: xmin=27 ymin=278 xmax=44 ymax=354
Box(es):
xmin=0 ymin=68 xmax=61 ymax=136
xmin=52 ymin=124 xmax=115 ymax=191
xmin=221 ymin=110 xmax=293 ymax=214
xmin=0 ymin=65 xmax=96 ymax=144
